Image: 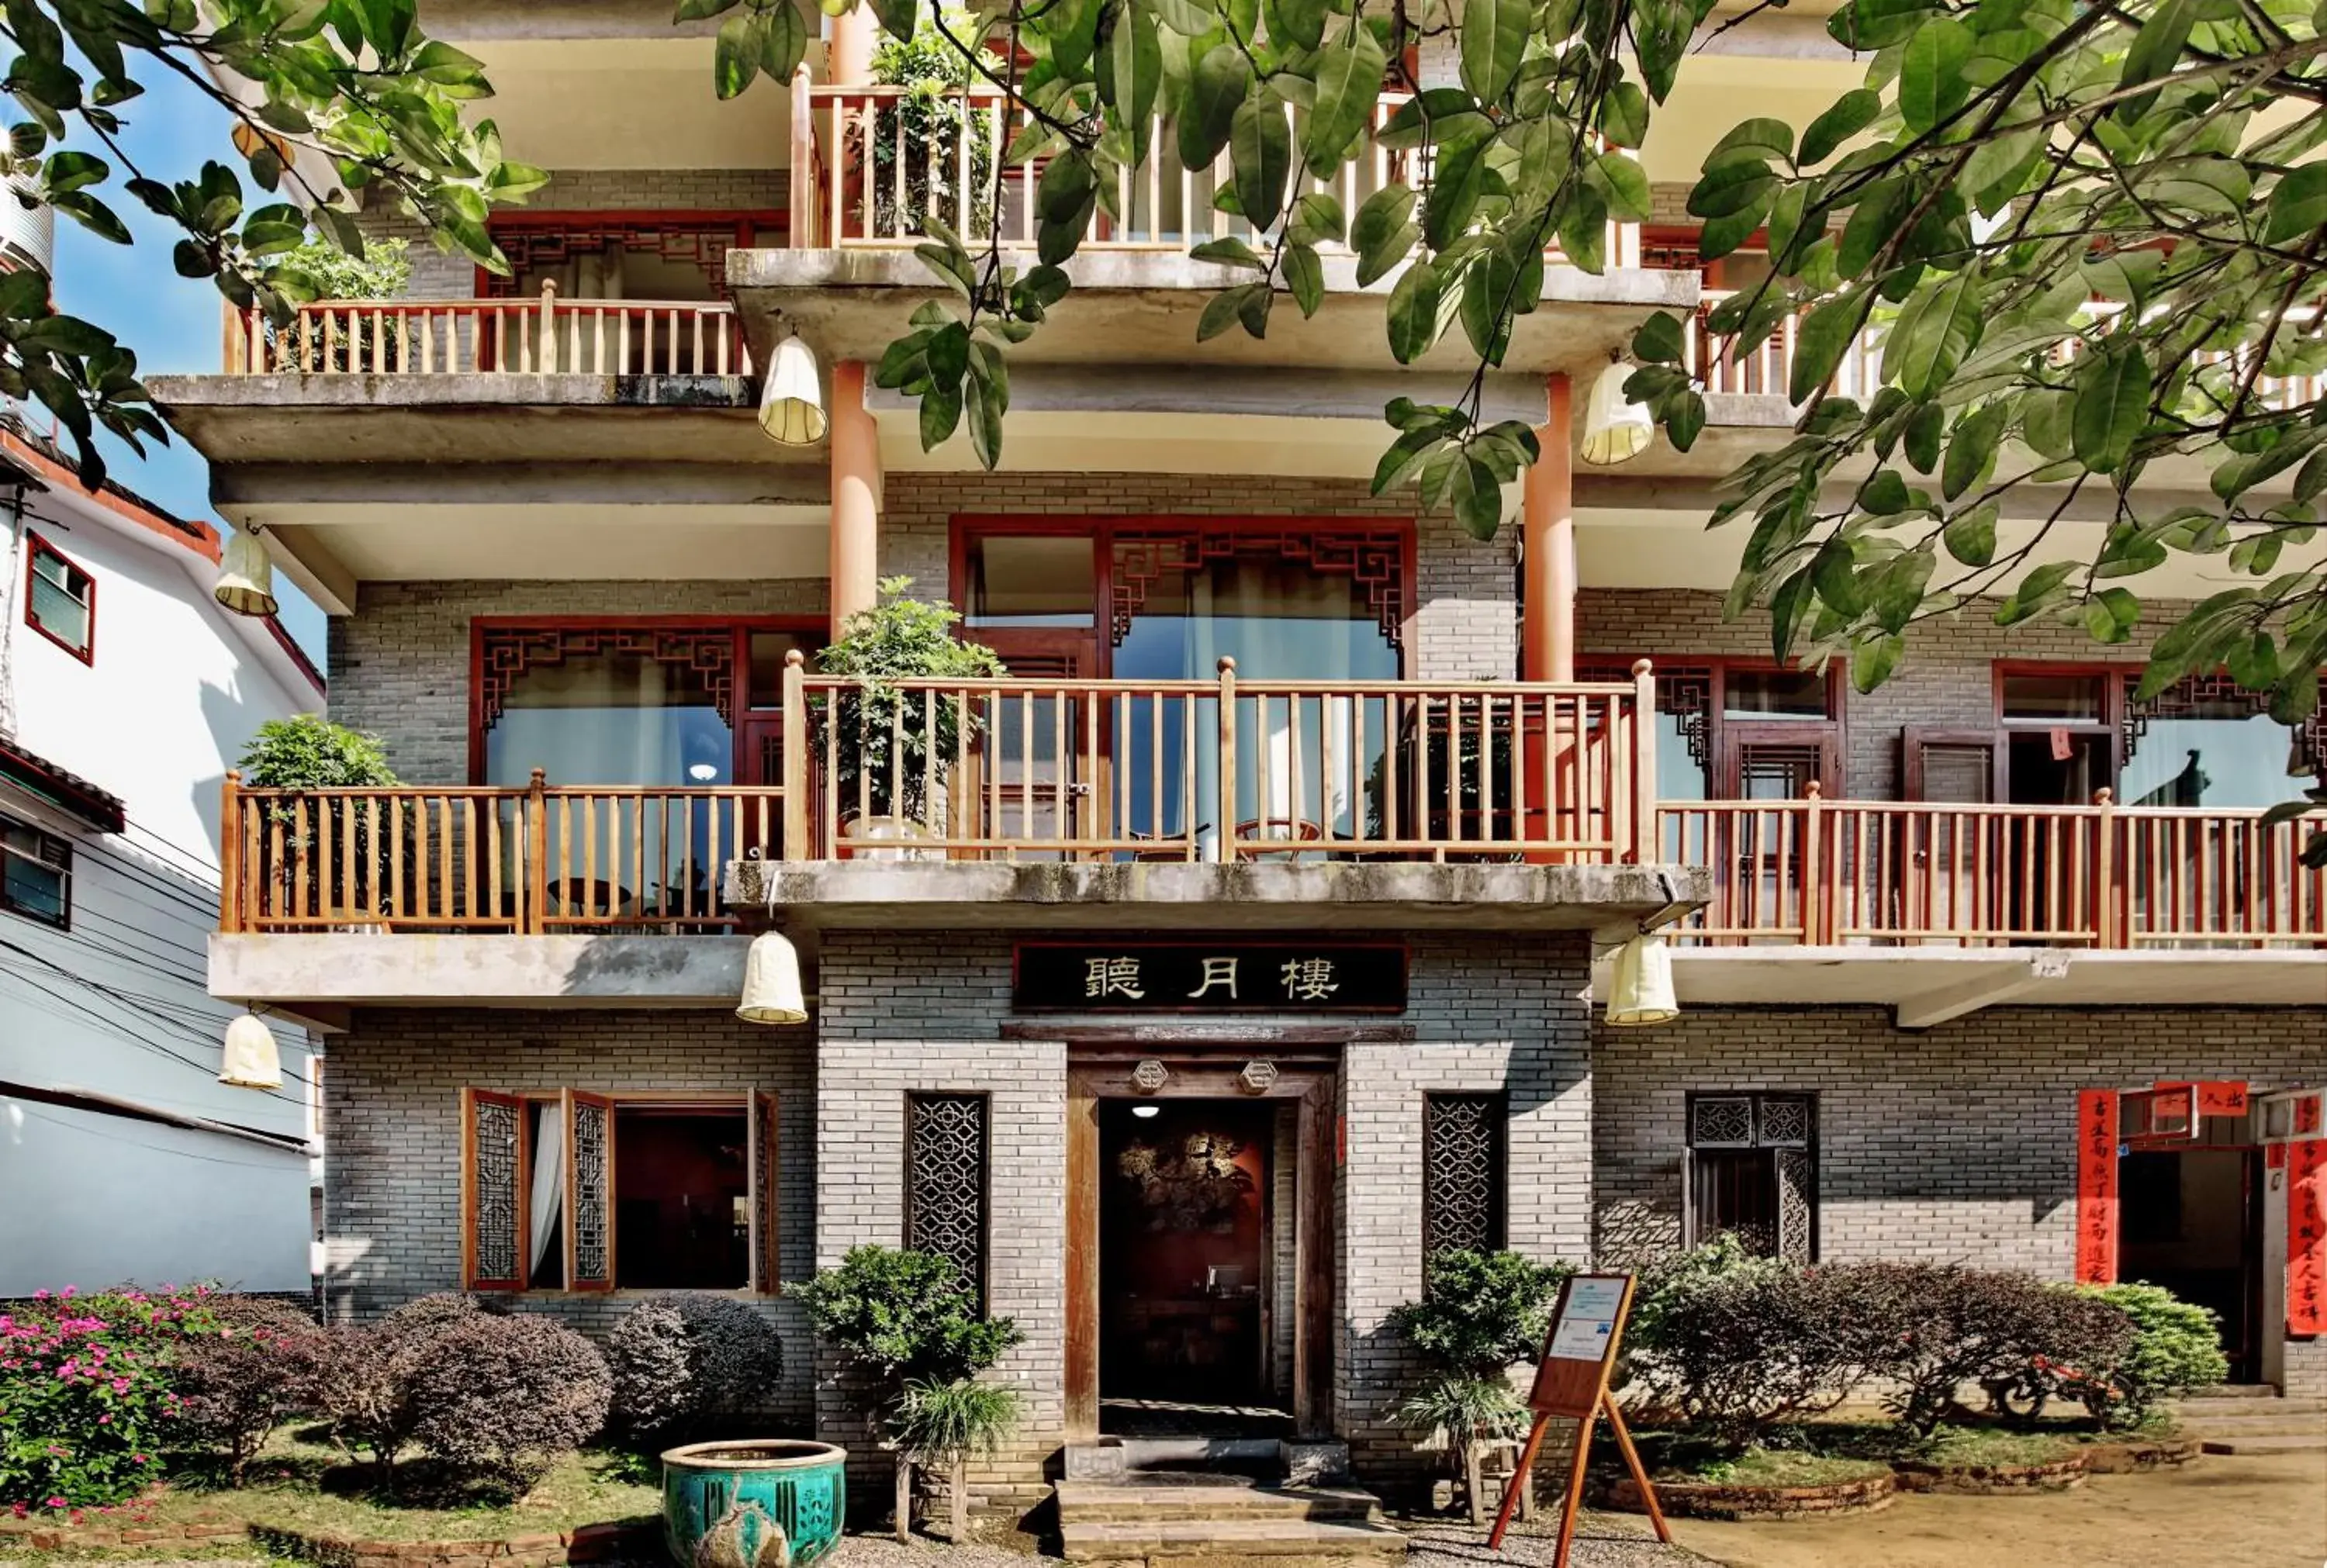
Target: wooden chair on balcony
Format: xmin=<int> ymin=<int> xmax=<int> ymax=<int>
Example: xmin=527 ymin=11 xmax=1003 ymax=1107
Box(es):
xmin=1233 ymin=817 xmax=1327 ymax=861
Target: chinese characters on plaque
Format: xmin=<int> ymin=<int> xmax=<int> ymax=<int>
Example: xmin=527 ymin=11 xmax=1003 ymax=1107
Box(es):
xmin=1013 ymin=941 xmax=1406 ymax=1013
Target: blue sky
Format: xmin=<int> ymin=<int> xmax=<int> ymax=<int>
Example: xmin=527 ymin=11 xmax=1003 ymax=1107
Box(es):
xmin=50 ymin=60 xmax=330 ymax=665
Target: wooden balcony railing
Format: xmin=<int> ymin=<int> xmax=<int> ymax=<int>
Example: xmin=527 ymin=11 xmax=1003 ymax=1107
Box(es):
xmin=1660 ymin=787 xmax=2326 ymax=950
xmin=787 ymin=72 xmax=1642 ymax=267
xmin=218 ymin=772 xmax=787 ymax=934
xmin=222 ymin=284 xmax=752 ymax=377
xmin=777 ymin=658 xmax=1659 ymax=864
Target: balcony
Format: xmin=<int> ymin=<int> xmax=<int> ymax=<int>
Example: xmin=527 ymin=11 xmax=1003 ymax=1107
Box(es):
xmin=220 ymin=290 xmax=755 ymax=378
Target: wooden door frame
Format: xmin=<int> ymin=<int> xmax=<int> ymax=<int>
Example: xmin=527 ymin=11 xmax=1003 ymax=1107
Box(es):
xmin=1064 ymin=1053 xmax=1342 ymax=1442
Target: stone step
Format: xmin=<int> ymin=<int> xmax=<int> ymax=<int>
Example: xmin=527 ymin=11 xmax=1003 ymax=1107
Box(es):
xmin=1060 ymin=1518 xmax=1409 ymax=1564
xmin=2199 ymin=1433 xmax=2327 ymax=1456
xmin=1057 ymin=1482 xmax=1382 ymax=1525
xmin=2168 ymin=1396 xmax=2326 ymax=1420
xmin=2182 ymin=1383 xmax=2282 ymax=1400
xmin=2177 ymin=1416 xmax=2327 ymax=1438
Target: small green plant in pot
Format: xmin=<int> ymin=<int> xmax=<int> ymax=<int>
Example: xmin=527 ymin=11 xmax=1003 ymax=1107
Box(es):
xmin=869 ymin=19 xmax=998 ymax=241
xmin=1387 ymin=1249 xmax=1572 ymax=1523
xmin=817 ymin=577 xmax=1007 ymax=855
xmin=237 ymin=714 xmax=400 ymax=924
xmin=791 ymin=1245 xmax=1022 ymax=1542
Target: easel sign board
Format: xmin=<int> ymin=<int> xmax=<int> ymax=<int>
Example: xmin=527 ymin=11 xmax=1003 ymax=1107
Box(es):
xmin=1489 ymin=1273 xmax=1670 ymax=1562
xmin=1526 ymin=1273 xmax=1631 ymax=1416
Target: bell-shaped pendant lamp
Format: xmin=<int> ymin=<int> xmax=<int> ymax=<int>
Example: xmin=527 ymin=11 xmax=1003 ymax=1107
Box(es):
xmin=214 ymin=529 xmax=279 ymax=618
xmin=1581 ymin=358 xmax=1653 ymax=467
xmin=1603 ymin=934 xmax=1679 ymax=1027
xmin=736 ymin=930 xmax=808 ymax=1024
xmin=219 ymin=1013 xmax=285 ymax=1089
xmin=757 ymin=333 xmax=827 ymax=446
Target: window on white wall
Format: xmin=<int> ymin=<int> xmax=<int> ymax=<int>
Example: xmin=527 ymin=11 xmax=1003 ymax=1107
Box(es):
xmin=25 ymin=534 xmax=94 ymax=663
xmin=0 ymin=813 xmax=71 ymax=927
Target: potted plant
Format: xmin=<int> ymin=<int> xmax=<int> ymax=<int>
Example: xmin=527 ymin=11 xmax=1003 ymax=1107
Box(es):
xmin=236 ymin=714 xmax=400 ymax=928
xmin=268 ymin=235 xmax=414 ymax=371
xmin=790 ymin=1245 xmax=1022 ymax=1542
xmin=816 ymin=576 xmax=1007 ymax=858
xmin=869 ymin=18 xmax=999 ymax=241
xmin=1388 ymin=1249 xmax=1572 ymax=1523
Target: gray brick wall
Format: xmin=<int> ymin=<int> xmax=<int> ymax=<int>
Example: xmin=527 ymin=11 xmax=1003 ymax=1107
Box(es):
xmin=1590 ymin=1005 xmax=2327 ymax=1400
xmin=1578 ymin=587 xmax=2208 ymax=800
xmin=316 ymin=1007 xmax=818 ymax=1427
xmin=362 ymin=169 xmax=790 ymax=302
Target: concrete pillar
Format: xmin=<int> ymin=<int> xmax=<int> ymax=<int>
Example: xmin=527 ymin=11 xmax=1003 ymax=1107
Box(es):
xmin=1521 ymin=372 xmax=1575 ymax=682
xmin=828 ymin=359 xmax=880 ymax=638
xmin=828 ymin=7 xmax=877 ymax=85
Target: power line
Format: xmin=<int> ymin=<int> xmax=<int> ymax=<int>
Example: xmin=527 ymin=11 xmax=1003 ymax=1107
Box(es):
xmin=0 ymin=962 xmax=309 ymax=1112
xmin=9 ymin=1102 xmax=309 ymax=1172
xmin=0 ymin=941 xmax=314 ymax=1094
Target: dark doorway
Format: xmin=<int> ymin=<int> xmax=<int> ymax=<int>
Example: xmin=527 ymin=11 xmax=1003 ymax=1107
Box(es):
xmin=2120 ymin=1147 xmax=2264 ymax=1382
xmin=1100 ymin=1099 xmax=1275 ymax=1413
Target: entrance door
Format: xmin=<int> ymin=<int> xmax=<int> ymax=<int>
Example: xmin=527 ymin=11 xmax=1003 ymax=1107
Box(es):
xmin=2120 ymin=1145 xmax=2266 ymax=1381
xmin=1098 ymin=1099 xmax=1277 ymax=1421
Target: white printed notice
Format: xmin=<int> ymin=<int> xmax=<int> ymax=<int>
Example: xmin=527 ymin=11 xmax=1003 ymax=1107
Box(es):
xmin=1547 ymin=1276 xmax=1627 ymax=1361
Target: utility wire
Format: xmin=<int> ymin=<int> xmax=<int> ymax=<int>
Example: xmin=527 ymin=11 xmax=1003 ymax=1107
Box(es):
xmin=9 ymin=1102 xmax=309 ymax=1171
xmin=0 ymin=941 xmax=314 ymax=1093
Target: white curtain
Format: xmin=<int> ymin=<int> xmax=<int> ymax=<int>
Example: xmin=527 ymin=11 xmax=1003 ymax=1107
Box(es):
xmin=529 ymin=1101 xmax=565 ymax=1273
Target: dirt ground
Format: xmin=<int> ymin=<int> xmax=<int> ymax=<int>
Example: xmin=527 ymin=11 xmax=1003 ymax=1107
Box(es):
xmin=1659 ymin=1452 xmax=2327 ymax=1568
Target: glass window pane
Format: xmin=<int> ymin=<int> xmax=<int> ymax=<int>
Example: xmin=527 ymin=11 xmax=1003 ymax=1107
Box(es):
xmin=2125 ymin=709 xmax=2309 ymax=807
xmin=2002 ymin=674 xmax=2105 ymax=724
xmin=1724 ymin=669 xmax=1827 ymax=720
xmin=29 ymin=552 xmax=89 ymax=652
xmin=612 ymin=1106 xmax=749 ymax=1290
xmin=747 ymin=631 xmax=813 ymax=707
xmin=485 ymin=652 xmax=732 ymax=787
xmin=1655 ymin=713 xmax=1707 ymax=801
xmin=966 ymin=534 xmax=1095 ymax=627
xmin=2 ymin=820 xmax=67 ymax=925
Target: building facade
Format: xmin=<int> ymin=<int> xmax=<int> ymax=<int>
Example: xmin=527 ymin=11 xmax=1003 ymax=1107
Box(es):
xmin=148 ymin=0 xmax=2325 ymax=1512
xmin=0 ymin=418 xmax=324 ymax=1298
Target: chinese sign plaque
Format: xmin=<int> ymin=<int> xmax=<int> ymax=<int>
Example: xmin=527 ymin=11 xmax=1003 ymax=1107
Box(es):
xmin=1012 ymin=941 xmax=1406 ymax=1013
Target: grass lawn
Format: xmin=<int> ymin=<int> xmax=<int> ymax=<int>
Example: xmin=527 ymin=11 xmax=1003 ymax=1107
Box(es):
xmin=1626 ymin=1409 xmax=2159 ymax=1487
xmin=1 ymin=1432 xmax=660 ymax=1555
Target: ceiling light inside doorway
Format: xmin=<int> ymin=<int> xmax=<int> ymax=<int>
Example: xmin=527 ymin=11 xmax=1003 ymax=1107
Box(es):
xmin=1132 ymin=1104 xmax=1161 ymax=1119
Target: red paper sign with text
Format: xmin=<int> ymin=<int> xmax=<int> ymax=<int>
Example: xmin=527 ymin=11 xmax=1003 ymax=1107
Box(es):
xmin=2076 ymin=1090 xmax=2119 ymax=1286
xmin=2290 ymin=1140 xmax=2326 ymax=1338
xmin=2196 ymin=1081 xmax=2249 ymax=1117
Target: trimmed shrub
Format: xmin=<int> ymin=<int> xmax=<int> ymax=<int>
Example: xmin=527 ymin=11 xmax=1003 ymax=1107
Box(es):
xmin=1849 ymin=1264 xmax=2135 ymax=1438
xmin=2076 ymin=1283 xmax=2227 ymax=1428
xmin=404 ymin=1312 xmax=610 ymax=1495
xmin=171 ymin=1311 xmax=326 ymax=1482
xmin=1385 ymin=1249 xmax=1573 ymax=1376
xmin=792 ymin=1245 xmax=1022 ymax=1390
xmin=607 ymin=1294 xmax=785 ymax=1446
xmin=303 ymin=1294 xmax=493 ymax=1476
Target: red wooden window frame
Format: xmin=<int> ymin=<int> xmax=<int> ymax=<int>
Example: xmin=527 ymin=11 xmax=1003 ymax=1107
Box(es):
xmin=949 ymin=514 xmax=1420 ymax=680
xmin=1578 ymin=654 xmax=1846 ymax=800
xmin=24 ymin=531 xmax=95 ymax=665
xmin=465 ymin=615 xmax=823 ymax=785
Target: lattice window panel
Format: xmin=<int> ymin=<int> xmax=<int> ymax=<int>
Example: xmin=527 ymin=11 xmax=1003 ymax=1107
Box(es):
xmin=477 ymin=626 xmax=739 ymax=730
xmin=907 ymin=1094 xmax=990 ymax=1301
xmin=570 ymin=1097 xmax=611 ymax=1285
xmin=1423 ymin=1094 xmax=1506 ymax=1257
xmin=1689 ymin=1096 xmax=1755 ymax=1148
xmin=472 ymin=1096 xmax=521 ymax=1284
xmin=2123 ymin=672 xmax=2327 ymax=781
xmin=1758 ymin=1097 xmax=1814 ymax=1148
xmin=1108 ymin=527 xmax=1409 ymax=651
xmin=1774 ymin=1148 xmax=1816 ymax=1264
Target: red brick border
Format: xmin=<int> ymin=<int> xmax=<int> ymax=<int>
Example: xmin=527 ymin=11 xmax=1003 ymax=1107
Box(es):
xmin=1890 ymin=1455 xmax=2089 ymax=1494
xmin=1594 ymin=1471 xmax=1898 ymax=1521
xmin=0 ymin=1515 xmax=660 ymax=1564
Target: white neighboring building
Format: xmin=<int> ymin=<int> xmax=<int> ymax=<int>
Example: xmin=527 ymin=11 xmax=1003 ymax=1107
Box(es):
xmin=0 ymin=414 xmax=325 ymax=1297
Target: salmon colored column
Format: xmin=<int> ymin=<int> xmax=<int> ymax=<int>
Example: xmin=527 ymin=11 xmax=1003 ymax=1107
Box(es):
xmin=1522 ymin=373 xmax=1575 ymax=682
xmin=829 ymin=360 xmax=880 ymax=638
xmin=828 ymin=5 xmax=877 ymax=85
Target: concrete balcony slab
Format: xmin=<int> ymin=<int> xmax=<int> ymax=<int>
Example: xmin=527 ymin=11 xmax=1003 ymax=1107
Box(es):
xmin=721 ymin=858 xmax=1709 ymax=934
xmin=209 ymin=932 xmax=752 ymax=1009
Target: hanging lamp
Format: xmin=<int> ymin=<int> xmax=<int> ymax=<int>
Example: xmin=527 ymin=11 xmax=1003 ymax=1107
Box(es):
xmin=736 ymin=930 xmax=808 ymax=1024
xmin=1580 ymin=358 xmax=1653 ymax=467
xmin=214 ymin=529 xmax=279 ymax=618
xmin=219 ymin=1013 xmax=285 ymax=1089
xmin=757 ymin=333 xmax=828 ymax=445
xmin=1603 ymin=934 xmax=1679 ymax=1027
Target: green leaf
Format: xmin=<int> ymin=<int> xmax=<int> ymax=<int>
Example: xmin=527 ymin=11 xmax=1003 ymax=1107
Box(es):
xmin=2083 ymin=586 xmax=2140 ymax=644
xmin=1230 ymin=96 xmax=1292 ymax=228
xmin=1191 ymin=237 xmax=1267 ymax=269
xmin=2072 ymin=344 xmax=2151 ymax=475
xmin=1448 ymin=456 xmax=1504 ymax=541
xmin=1898 ymin=16 xmax=1970 ymax=134
xmin=1351 ymin=185 xmax=1418 ymax=287
xmin=1886 ymin=272 xmax=1982 ymax=400
xmin=1704 ymin=118 xmax=1794 ymax=171
xmin=1851 ymin=633 xmax=1905 ymax=692
xmin=1942 ymin=502 xmax=1997 ymax=567
xmin=1599 ymin=81 xmax=1650 ymax=150
xmin=1942 ymin=402 xmax=2007 ymax=501
xmin=1799 ymin=88 xmax=1879 ymax=166
xmin=1304 ymin=32 xmax=1386 ymax=178
xmin=867 ymin=0 xmax=918 ymax=39
xmin=919 ymin=375 xmax=963 ymax=451
xmin=1150 ymin=0 xmax=1218 ymax=33
xmin=1790 ymin=294 xmax=1865 ymax=405
xmin=1283 ymin=243 xmax=1324 ymax=317
xmin=2114 ymin=0 xmax=2195 ymax=124
xmin=1264 ymin=0 xmax=1326 ymax=52
xmin=2266 ymin=164 xmax=2327 ymax=247
xmin=713 ymin=13 xmax=756 ymax=97
xmin=1633 ymin=312 xmax=1687 ymax=365
xmin=1386 ymin=257 xmax=1444 ymax=364
xmin=1180 ymin=44 xmax=1250 ymax=170
xmin=1286 ymin=192 xmax=1345 ymax=247
xmin=1586 ymin=151 xmax=1651 ymax=223
xmin=1461 ymin=0 xmax=1529 ymax=104
xmin=1903 ymin=402 xmax=1943 ymax=475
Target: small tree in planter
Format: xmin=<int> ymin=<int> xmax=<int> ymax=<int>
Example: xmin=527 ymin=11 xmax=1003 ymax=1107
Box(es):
xmin=1386 ymin=1249 xmax=1572 ymax=1523
xmin=816 ymin=579 xmax=1006 ymax=851
xmin=237 ymin=714 xmax=399 ymax=924
xmin=791 ymin=1245 xmax=1022 ymax=1542
xmin=869 ymin=19 xmax=999 ymax=241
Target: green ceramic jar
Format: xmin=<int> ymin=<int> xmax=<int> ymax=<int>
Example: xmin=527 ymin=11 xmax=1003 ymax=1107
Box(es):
xmin=661 ymin=1439 xmax=847 ymax=1568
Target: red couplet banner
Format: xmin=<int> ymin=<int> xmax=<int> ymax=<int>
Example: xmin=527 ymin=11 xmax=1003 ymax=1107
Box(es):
xmin=2289 ymin=1140 xmax=2327 ymax=1338
xmin=2075 ymin=1090 xmax=2120 ymax=1286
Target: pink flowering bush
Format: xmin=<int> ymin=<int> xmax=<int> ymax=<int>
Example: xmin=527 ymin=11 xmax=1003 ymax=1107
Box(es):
xmin=0 ymin=1284 xmax=312 ymax=1506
